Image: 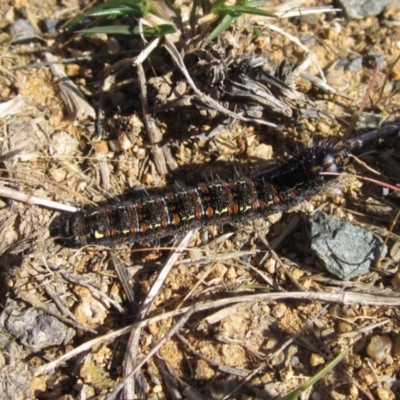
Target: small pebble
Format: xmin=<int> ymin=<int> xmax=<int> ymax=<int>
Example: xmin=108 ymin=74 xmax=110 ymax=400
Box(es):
xmin=360 ymin=367 xmax=376 ymax=385
xmin=51 ymin=131 xmax=79 ymax=156
xmin=272 ymin=303 xmax=287 ymax=319
xmin=346 ymin=57 xmax=363 ymax=72
xmin=107 ymin=37 xmax=120 ymax=54
xmin=263 ymin=382 xmax=281 ymax=397
xmin=367 ymin=335 xmax=393 ymax=362
xmin=226 ymin=266 xmax=237 ymax=280
xmin=250 ymin=143 xmax=273 ymax=160
xmin=94 ymin=140 xmax=109 ymax=154
xmin=264 ymin=258 xmax=276 ymax=274
xmin=338 ymin=321 xmax=353 ymax=333
xmin=212 ymin=263 xmax=228 ymax=278
xmin=375 ymin=387 xmax=396 ymax=400
xmin=310 ymin=353 xmax=325 ymax=367
xmin=195 ymin=359 xmax=215 ymax=380
xmin=316 ymin=120 xmax=331 ymax=135
xmin=152 ymin=384 xmax=163 ymax=394
xmin=118 ymin=133 xmax=132 ymax=150
xmin=290 ymin=267 xmax=305 ymax=280
xmin=42 ymin=18 xmax=59 ymax=34
xmin=30 ymin=376 xmax=47 ymax=396
xmin=141 ymin=172 xmax=154 ymax=185
xmin=163 ymin=287 xmax=172 ymax=300
xmin=48 ymin=166 xmax=67 ymax=183
xmin=349 ymin=384 xmax=359 ymax=399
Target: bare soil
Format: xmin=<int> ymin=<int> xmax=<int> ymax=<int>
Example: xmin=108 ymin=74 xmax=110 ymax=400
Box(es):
xmin=1 ymin=1 xmax=400 ymax=399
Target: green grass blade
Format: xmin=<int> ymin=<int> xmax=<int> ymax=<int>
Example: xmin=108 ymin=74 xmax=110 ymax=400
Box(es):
xmin=207 ymin=1 xmax=276 ymax=42
xmin=246 ymin=0 xmax=272 ymax=6
xmin=213 ymin=0 xmax=228 ymax=7
xmin=86 ymin=0 xmax=145 ymax=10
xmin=278 ymin=349 xmax=348 ymax=400
xmin=239 ymin=285 xmax=275 ymax=291
xmin=81 ymin=0 xmax=173 ymax=20
xmin=78 ymin=23 xmax=175 ymax=36
xmin=84 ymin=7 xmax=144 ymax=18
xmin=213 ymin=5 xmax=276 ymax=17
xmin=65 ymin=0 xmax=146 ymax=30
xmin=207 ymin=13 xmax=238 ymax=42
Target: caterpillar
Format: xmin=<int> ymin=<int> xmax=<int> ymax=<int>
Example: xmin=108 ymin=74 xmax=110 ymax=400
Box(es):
xmin=60 ymin=145 xmax=351 ymax=246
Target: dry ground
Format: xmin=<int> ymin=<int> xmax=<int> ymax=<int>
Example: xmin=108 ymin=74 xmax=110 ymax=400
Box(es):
xmin=1 ymin=0 xmax=400 ymax=399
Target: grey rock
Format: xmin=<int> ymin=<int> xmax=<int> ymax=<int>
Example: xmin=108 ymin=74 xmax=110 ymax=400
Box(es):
xmin=0 ymin=365 xmax=32 ymax=400
xmin=0 ymin=332 xmax=32 ymax=400
xmin=308 ymin=212 xmax=387 ymax=280
xmin=338 ymin=0 xmax=393 ymax=19
xmin=346 ymin=57 xmax=363 ymax=73
xmin=0 ymin=300 xmax=75 ymax=350
xmin=367 ymin=335 xmax=392 ymax=362
xmin=42 ymin=18 xmax=60 ymax=34
xmin=8 ymin=19 xmax=35 ymax=43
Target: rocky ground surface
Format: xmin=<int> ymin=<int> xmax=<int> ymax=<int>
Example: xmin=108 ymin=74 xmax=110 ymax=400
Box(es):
xmin=0 ymin=0 xmax=400 ymax=399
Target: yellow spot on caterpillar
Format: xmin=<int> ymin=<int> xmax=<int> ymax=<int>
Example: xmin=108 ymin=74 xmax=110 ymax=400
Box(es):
xmin=214 ymin=207 xmax=228 ymax=216
xmin=94 ymin=230 xmax=104 ymax=239
xmin=181 ymin=214 xmax=195 ymax=222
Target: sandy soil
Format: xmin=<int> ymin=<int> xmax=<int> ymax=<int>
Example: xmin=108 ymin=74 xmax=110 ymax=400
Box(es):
xmin=1 ymin=0 xmax=400 ymax=399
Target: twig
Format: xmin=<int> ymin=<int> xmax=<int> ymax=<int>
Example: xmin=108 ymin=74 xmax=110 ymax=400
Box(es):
xmin=273 ymin=6 xmax=340 ymax=19
xmin=108 ymin=305 xmax=196 ymax=400
xmin=344 ymin=122 xmax=400 ymax=150
xmin=122 ymin=231 xmax=194 ymax=399
xmin=110 ymin=254 xmax=138 ymax=313
xmin=136 ymin=61 xmax=169 ymax=176
xmin=0 ymin=184 xmax=78 ymax=212
xmin=343 ymin=63 xmax=382 ymax=142
xmin=261 ymin=22 xmax=326 ymax=81
xmin=35 ymin=290 xmax=400 ymax=376
xmin=258 ymin=233 xmax=306 ymax=291
xmin=18 ymin=291 xmax=96 ymax=334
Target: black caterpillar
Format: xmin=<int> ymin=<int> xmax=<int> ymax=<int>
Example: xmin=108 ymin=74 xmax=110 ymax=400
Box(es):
xmin=60 ymin=145 xmax=351 ymax=246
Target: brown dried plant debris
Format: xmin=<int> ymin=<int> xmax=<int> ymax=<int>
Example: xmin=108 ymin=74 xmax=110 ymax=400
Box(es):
xmin=1 ymin=1 xmax=400 ymax=400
